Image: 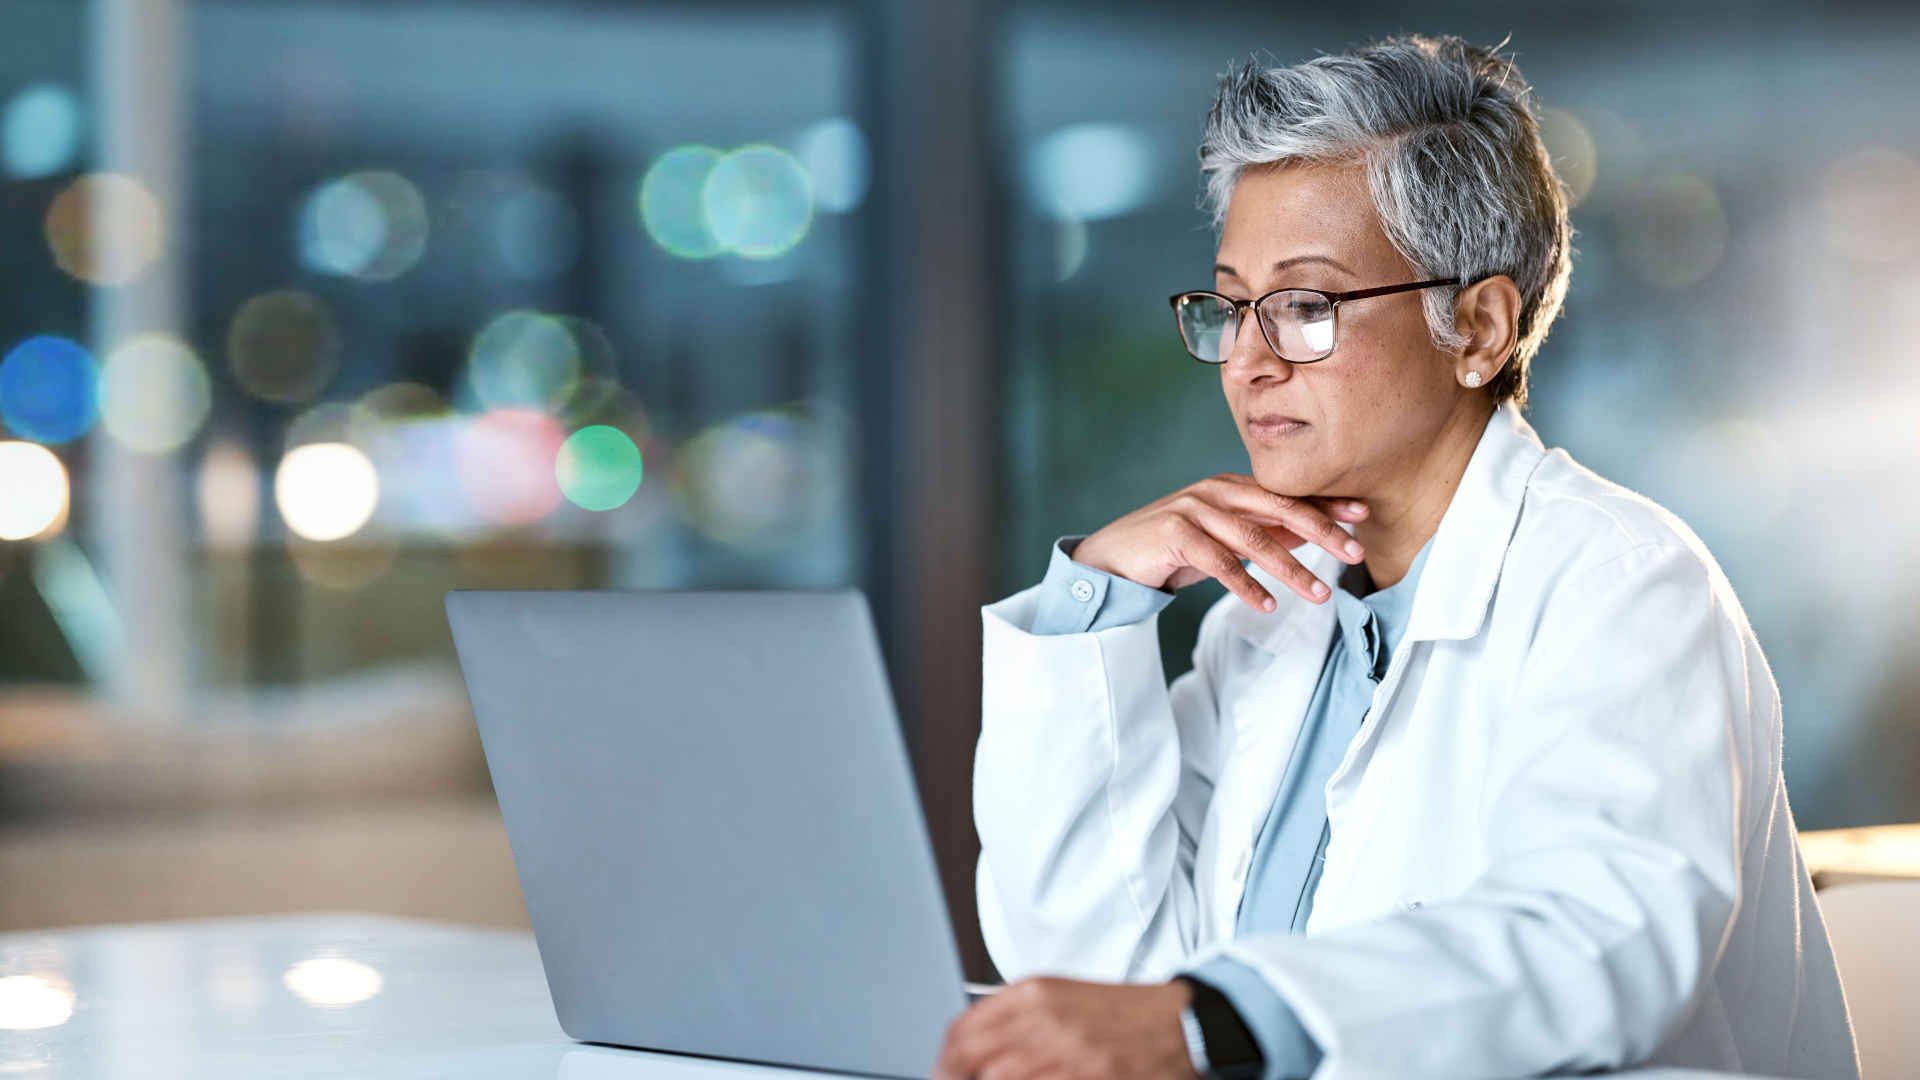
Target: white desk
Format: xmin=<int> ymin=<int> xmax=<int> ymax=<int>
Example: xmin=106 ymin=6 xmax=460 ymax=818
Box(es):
xmin=0 ymin=914 xmax=1776 ymax=1078
xmin=0 ymin=914 xmax=827 ymax=1079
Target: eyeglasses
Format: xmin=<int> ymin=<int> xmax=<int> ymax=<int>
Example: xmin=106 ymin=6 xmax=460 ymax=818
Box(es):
xmin=1168 ymin=277 xmax=1466 ymax=365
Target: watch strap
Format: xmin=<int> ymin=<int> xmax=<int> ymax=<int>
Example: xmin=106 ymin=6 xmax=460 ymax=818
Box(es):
xmin=1175 ymin=975 xmax=1265 ymax=1078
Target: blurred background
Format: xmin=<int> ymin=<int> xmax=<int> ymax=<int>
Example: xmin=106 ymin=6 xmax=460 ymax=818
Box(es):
xmin=1 ymin=0 xmax=1917 ymax=987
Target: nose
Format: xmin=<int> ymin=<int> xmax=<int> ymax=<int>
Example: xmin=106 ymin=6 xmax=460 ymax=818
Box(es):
xmin=1223 ymin=304 xmax=1293 ymax=385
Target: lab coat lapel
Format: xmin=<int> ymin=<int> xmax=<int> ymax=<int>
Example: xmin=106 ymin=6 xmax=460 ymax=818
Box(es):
xmin=1232 ymin=402 xmax=1550 ymax=919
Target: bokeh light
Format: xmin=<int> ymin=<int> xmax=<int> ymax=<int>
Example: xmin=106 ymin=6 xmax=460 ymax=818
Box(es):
xmin=227 ymin=289 xmax=343 ymax=404
xmin=0 ymin=441 xmax=69 ymax=541
xmin=363 ymin=414 xmax=471 ymax=536
xmin=347 ymin=381 xmax=448 ymax=445
xmin=274 ymin=442 xmax=379 ymax=542
xmin=1615 ymin=174 xmax=1727 ymax=289
xmin=639 ymin=144 xmax=725 ymax=259
xmin=282 ymin=957 xmax=383 ymax=1008
xmin=556 ymin=425 xmax=644 ymax=512
xmin=297 ymin=170 xmax=429 ymax=281
xmin=703 ymin=144 xmax=814 ymax=259
xmin=2 ymin=83 xmax=82 ymax=179
xmin=1577 ymin=107 xmax=1646 ymax=201
xmin=0 ymin=973 xmax=75 ymax=1031
xmin=44 ymin=172 xmax=165 ymax=286
xmin=1027 ymin=123 xmax=1154 ymax=222
xmin=1820 ymin=146 xmax=1920 ymax=265
xmin=99 ymin=334 xmax=211 ymax=454
xmin=467 ymin=310 xmax=580 ymax=413
xmin=673 ymin=410 xmax=815 ymax=548
xmin=446 ymin=169 xmax=581 ymax=282
xmin=456 ymin=409 xmax=565 ymax=526
xmin=796 ymin=117 xmax=870 ymax=214
xmin=0 ymin=335 xmax=98 ymax=445
xmin=197 ymin=441 xmax=260 ymax=551
xmin=1538 ymin=107 xmax=1598 ymax=208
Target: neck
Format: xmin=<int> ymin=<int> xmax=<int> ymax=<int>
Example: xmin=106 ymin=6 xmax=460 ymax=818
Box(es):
xmin=1348 ymin=402 xmax=1496 ymax=590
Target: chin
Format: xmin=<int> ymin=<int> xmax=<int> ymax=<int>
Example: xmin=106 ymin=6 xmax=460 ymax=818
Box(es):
xmin=1247 ymin=458 xmax=1325 ymax=496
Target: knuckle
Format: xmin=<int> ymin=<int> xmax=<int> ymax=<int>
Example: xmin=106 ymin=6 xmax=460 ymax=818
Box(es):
xmin=1213 ymin=547 xmax=1244 ymax=577
xmin=1266 ymin=490 xmax=1300 ymax=513
xmin=1239 ymin=520 xmax=1270 ymax=552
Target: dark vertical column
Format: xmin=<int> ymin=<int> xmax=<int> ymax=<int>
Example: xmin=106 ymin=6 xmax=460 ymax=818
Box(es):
xmin=858 ymin=0 xmax=1005 ymax=981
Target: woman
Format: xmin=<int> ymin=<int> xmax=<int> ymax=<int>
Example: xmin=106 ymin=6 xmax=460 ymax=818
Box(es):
xmin=939 ymin=33 xmax=1858 ymax=1080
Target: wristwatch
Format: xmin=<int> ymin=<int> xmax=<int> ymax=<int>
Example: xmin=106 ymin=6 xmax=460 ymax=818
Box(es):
xmin=1173 ymin=975 xmax=1265 ymax=1079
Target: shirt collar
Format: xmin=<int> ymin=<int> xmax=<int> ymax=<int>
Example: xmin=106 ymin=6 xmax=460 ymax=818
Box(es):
xmin=1226 ymin=399 xmax=1550 ymax=655
xmin=1329 ymin=529 xmax=1433 ymax=664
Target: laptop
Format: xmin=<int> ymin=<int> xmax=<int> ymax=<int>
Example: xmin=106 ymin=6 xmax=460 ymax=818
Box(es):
xmin=446 ymin=588 xmax=992 ymax=1078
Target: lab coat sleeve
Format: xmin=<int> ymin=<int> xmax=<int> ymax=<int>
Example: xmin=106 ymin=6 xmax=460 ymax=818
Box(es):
xmin=1195 ymin=541 xmax=1753 ymax=1079
xmin=973 ymin=572 xmax=1228 ymax=984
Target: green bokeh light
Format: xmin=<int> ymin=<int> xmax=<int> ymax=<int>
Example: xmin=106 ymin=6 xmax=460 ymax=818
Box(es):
xmin=702 ymin=144 xmax=813 ymax=259
xmin=555 ymin=424 xmax=643 ymax=512
xmin=638 ymin=145 xmax=724 ymax=259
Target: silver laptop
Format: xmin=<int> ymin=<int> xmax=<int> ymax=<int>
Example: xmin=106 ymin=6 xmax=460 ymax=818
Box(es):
xmin=446 ymin=588 xmax=986 ymax=1078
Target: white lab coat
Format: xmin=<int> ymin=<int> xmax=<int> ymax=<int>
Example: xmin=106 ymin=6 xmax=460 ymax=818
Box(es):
xmin=973 ymin=400 xmax=1860 ymax=1079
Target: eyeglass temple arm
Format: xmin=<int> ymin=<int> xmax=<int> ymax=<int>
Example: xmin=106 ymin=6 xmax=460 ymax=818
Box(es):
xmin=1329 ymin=276 xmax=1468 ymax=303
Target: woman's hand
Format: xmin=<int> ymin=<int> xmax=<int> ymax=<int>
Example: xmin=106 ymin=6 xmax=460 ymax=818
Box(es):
xmin=932 ymin=976 xmax=1199 ymax=1080
xmin=1072 ymin=474 xmax=1369 ymax=611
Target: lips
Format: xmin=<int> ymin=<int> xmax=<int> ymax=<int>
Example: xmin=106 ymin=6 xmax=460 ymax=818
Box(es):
xmin=1247 ymin=414 xmax=1309 ymax=439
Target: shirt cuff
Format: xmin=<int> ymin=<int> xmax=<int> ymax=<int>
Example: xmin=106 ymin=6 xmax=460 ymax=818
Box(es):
xmin=1182 ymin=955 xmax=1324 ymax=1080
xmin=1027 ymin=534 xmax=1176 ymax=635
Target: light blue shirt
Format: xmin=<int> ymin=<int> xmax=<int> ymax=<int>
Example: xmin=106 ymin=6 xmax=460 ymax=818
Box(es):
xmin=1029 ymin=531 xmax=1434 ymax=1080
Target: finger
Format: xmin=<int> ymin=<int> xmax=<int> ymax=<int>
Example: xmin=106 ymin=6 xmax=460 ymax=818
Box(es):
xmin=1207 ymin=476 xmax=1368 ymax=519
xmin=980 ymin=1055 xmax=1044 ymax=1080
xmin=1322 ymin=496 xmax=1370 ymax=520
xmin=1166 ymin=517 xmax=1280 ymax=612
xmin=1220 ymin=486 xmax=1366 ymax=565
xmin=1192 ymin=504 xmax=1332 ymax=605
xmin=937 ymin=1000 xmax=1021 ymax=1079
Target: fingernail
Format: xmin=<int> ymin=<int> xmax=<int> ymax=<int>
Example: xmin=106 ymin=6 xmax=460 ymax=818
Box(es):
xmin=1311 ymin=581 xmax=1329 ymax=599
xmin=1262 ymin=596 xmax=1275 ymax=611
xmin=1344 ymin=539 xmax=1364 ymax=559
xmin=1348 ymin=501 xmax=1367 ymax=514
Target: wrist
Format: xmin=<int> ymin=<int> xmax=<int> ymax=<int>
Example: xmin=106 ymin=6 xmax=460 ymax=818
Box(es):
xmin=1172 ymin=975 xmax=1265 ymax=1080
xmin=1070 ymin=536 xmax=1165 ymax=592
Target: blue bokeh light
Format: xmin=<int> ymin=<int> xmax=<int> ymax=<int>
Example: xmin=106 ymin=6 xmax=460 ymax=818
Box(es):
xmin=1 ymin=84 xmax=82 ymax=180
xmin=0 ymin=335 xmax=99 ymax=445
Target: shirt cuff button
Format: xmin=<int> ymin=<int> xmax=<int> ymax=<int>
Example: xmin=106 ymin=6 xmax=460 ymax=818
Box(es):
xmin=1070 ymin=578 xmax=1095 ymax=602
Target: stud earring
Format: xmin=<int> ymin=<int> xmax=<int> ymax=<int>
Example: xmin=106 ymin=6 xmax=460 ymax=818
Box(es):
xmin=1462 ymin=371 xmax=1483 ymax=388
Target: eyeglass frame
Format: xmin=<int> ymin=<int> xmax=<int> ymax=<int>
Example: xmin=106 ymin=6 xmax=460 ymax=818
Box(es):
xmin=1167 ymin=276 xmax=1469 ymax=365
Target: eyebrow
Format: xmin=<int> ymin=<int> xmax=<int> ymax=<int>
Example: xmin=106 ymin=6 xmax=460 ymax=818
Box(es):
xmin=1214 ymin=254 xmax=1355 ymax=278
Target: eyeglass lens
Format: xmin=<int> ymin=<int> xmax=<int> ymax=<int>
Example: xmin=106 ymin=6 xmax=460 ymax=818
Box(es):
xmin=1176 ymin=291 xmax=1336 ymax=363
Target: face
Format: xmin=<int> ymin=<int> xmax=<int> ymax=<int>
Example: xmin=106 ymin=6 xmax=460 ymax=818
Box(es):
xmin=1213 ymin=159 xmax=1463 ymax=498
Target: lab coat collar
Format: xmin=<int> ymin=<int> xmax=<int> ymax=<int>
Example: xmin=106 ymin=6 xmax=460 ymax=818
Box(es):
xmin=1233 ymin=399 xmax=1549 ymax=654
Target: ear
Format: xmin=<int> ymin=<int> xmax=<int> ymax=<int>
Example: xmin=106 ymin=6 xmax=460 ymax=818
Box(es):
xmin=1453 ymin=274 xmax=1522 ymax=382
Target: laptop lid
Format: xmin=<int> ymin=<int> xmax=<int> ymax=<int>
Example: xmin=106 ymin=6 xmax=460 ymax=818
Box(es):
xmin=446 ymin=587 xmax=969 ymax=1078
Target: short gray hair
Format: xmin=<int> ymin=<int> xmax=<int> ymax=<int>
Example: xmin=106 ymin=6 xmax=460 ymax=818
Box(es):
xmin=1197 ymin=34 xmax=1573 ymax=410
